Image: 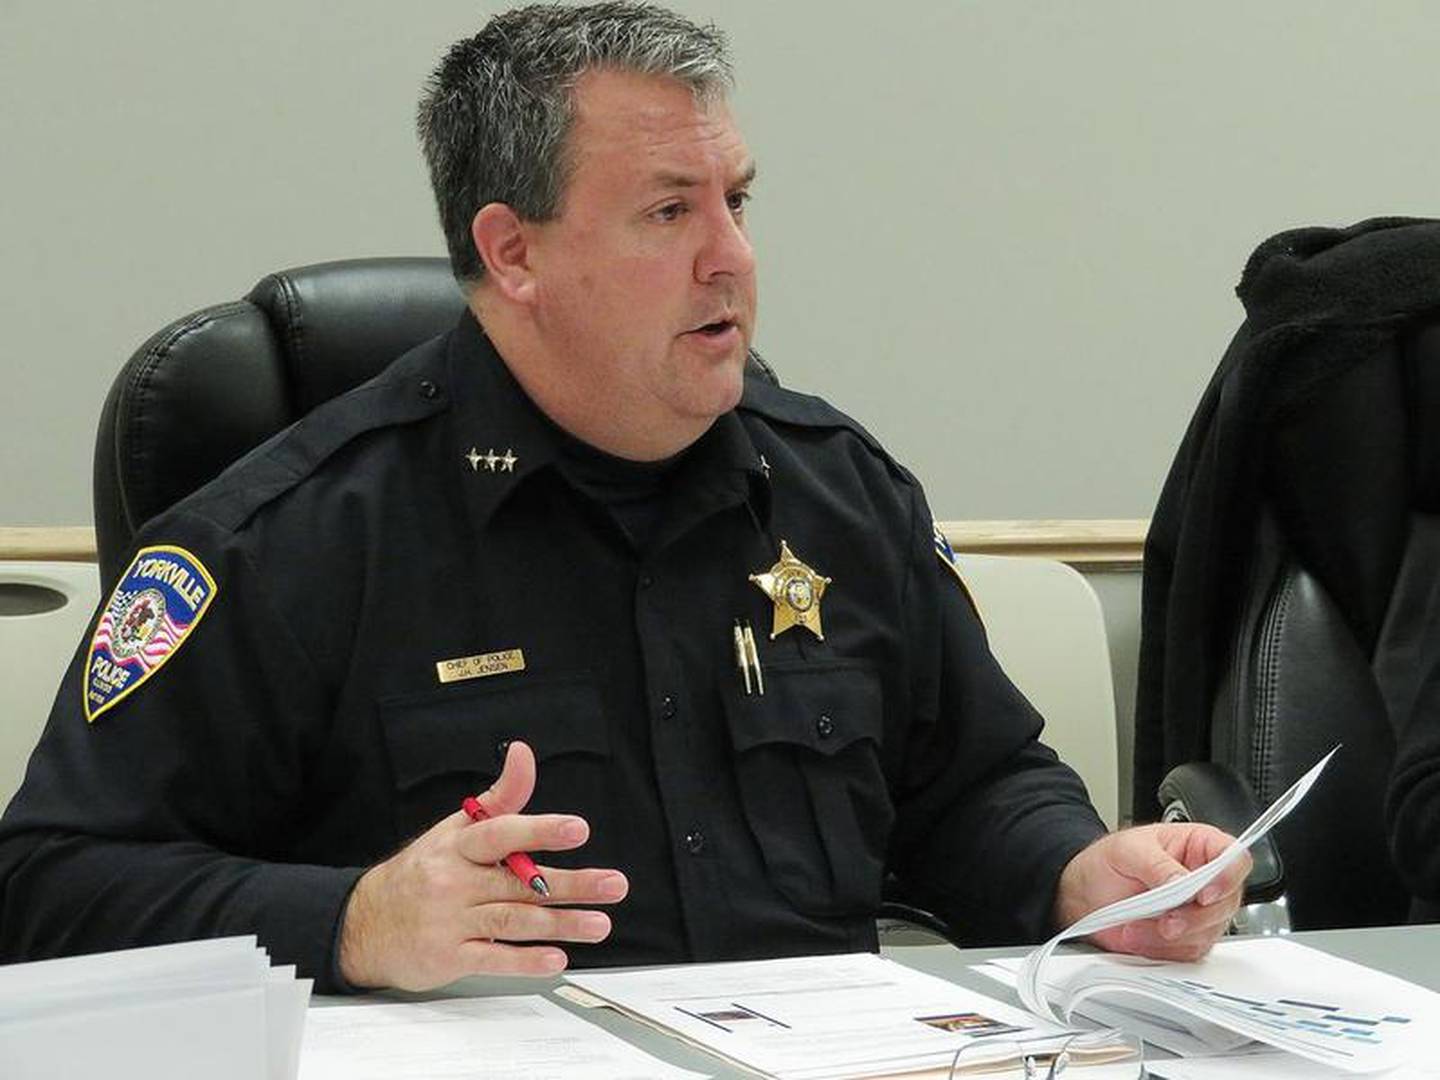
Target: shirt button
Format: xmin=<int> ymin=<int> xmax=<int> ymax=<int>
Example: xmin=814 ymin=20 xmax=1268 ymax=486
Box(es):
xmin=639 ymin=573 xmax=654 ymax=589
xmin=684 ymin=830 xmax=706 ymax=855
xmin=660 ymin=695 xmax=677 ymax=720
xmin=816 ymin=715 xmax=835 ymax=739
xmin=418 ymin=379 xmax=439 ymax=400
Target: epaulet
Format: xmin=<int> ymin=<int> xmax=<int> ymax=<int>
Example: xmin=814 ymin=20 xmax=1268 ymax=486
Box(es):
xmin=181 ymin=335 xmax=451 ymax=532
xmin=738 ymin=374 xmax=918 ymax=487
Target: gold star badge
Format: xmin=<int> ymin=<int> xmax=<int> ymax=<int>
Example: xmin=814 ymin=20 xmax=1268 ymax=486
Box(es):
xmin=750 ymin=540 xmax=832 ymax=640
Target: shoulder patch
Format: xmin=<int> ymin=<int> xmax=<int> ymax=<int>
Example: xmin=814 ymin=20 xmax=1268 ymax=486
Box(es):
xmin=85 ymin=545 xmax=218 ymax=722
xmin=932 ymin=521 xmax=957 ymax=565
xmin=932 ymin=522 xmax=983 ymax=627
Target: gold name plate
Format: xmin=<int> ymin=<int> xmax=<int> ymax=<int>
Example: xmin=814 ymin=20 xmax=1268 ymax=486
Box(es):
xmin=436 ymin=648 xmax=526 ymax=684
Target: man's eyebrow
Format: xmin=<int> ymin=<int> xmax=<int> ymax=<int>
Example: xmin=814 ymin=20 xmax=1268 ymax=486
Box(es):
xmin=649 ymin=161 xmax=758 ymax=190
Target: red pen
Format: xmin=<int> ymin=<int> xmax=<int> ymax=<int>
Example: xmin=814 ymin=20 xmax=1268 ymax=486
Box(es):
xmin=461 ymin=796 xmax=550 ymax=897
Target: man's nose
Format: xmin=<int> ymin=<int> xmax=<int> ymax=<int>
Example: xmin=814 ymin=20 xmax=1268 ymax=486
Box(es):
xmin=695 ymin=207 xmax=755 ymax=282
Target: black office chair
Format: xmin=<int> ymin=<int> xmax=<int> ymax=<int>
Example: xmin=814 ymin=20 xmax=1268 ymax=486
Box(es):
xmin=1134 ymin=218 xmax=1440 ymax=932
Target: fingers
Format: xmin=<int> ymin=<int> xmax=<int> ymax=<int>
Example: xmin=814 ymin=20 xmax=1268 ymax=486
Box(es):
xmin=1116 ymin=895 xmax=1239 ymax=961
xmin=466 ymin=901 xmax=614 ymax=945
xmin=1196 ymin=849 xmax=1253 ymax=906
xmin=458 ymin=811 xmax=592 ymax=863
xmin=1134 ymin=851 xmax=1189 ymax=891
xmin=473 ymin=740 xmax=537 ymax=817
xmin=1174 ymin=822 xmax=1240 ymax=868
xmin=482 ymin=865 xmax=630 ymax=906
xmin=454 ymin=939 xmax=571 ymax=977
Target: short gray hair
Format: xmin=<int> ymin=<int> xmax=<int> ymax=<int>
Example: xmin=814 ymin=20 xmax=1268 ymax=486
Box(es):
xmin=417 ymin=2 xmax=734 ymax=284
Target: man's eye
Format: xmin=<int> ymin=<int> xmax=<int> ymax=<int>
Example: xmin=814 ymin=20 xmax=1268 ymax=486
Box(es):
xmin=654 ymin=202 xmax=686 ymax=222
xmin=727 ymin=190 xmax=751 ymax=214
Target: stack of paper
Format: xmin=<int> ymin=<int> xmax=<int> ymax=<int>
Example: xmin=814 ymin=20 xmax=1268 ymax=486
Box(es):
xmin=980 ymin=939 xmax=1440 ymax=1074
xmin=0 ymin=935 xmax=310 ymax=1080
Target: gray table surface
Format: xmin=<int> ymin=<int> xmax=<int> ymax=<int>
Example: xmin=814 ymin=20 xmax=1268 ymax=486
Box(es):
xmin=319 ymin=923 xmax=1440 ymax=1077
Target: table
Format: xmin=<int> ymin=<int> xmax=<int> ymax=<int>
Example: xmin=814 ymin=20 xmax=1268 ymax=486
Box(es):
xmin=320 ymin=924 xmax=1440 ymax=1077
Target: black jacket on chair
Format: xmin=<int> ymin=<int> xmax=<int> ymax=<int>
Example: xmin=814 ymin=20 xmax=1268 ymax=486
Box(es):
xmin=1135 ymin=217 xmax=1440 ymax=929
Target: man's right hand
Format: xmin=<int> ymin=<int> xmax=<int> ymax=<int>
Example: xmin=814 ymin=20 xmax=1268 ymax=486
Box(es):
xmin=338 ymin=741 xmax=629 ymax=990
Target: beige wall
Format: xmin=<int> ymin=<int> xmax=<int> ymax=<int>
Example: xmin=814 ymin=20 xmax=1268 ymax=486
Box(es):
xmin=5 ymin=1 xmax=1440 ymax=527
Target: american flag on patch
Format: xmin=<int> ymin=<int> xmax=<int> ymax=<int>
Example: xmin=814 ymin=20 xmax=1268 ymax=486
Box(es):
xmin=932 ymin=521 xmax=957 ymax=565
xmin=93 ymin=603 xmax=187 ymax=673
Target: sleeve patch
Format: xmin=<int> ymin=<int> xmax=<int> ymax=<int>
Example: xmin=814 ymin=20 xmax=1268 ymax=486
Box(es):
xmin=932 ymin=521 xmax=957 ymax=565
xmin=84 ymin=544 xmax=219 ymax=723
xmin=933 ymin=522 xmax=983 ymax=628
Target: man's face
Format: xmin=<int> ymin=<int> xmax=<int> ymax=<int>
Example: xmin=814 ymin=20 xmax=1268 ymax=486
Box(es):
xmin=522 ymin=69 xmax=758 ymax=451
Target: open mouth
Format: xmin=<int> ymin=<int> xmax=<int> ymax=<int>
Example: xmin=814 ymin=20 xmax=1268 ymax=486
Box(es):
xmin=691 ymin=319 xmax=736 ymax=337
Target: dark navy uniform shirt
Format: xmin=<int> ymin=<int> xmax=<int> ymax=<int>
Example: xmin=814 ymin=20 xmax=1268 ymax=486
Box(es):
xmin=0 ymin=313 xmax=1105 ymax=991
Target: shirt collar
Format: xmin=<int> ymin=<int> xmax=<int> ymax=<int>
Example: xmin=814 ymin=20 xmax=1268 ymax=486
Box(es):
xmin=444 ymin=309 xmax=771 ymax=534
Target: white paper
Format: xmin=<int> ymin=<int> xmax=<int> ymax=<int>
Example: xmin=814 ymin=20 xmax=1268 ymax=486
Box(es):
xmin=0 ymin=936 xmax=310 ymax=1080
xmin=1150 ymin=1047 xmax=1440 ymax=1080
xmin=567 ymin=951 xmax=1087 ymax=1080
xmin=1018 ymin=746 xmax=1336 ymax=1023
xmin=267 ymin=966 xmax=314 ymax=1080
xmin=299 ymin=994 xmax=704 ymax=1080
xmin=0 ymin=984 xmax=269 ymax=1080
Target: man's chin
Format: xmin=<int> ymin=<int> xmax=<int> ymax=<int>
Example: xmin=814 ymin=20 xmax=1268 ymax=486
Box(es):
xmin=685 ymin=361 xmax=746 ymax=421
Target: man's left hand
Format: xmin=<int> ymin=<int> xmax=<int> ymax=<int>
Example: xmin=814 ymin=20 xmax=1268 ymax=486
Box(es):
xmin=1054 ymin=823 xmax=1251 ymax=961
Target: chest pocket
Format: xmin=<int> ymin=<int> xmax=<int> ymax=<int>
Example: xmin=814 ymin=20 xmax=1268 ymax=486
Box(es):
xmin=723 ymin=662 xmax=892 ymax=917
xmin=379 ymin=675 xmax=610 ymax=843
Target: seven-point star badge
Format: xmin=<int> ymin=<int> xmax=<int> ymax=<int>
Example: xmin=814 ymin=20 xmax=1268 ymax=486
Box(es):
xmin=749 ymin=540 xmax=832 ymax=640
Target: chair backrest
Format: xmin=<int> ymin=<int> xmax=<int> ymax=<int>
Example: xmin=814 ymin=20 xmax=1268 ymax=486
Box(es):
xmin=93 ymin=258 xmax=467 ymax=589
xmin=1200 ymin=325 xmax=1440 ymax=930
xmin=955 ymin=553 xmax=1119 ymax=828
xmin=0 ymin=563 xmax=102 ymax=808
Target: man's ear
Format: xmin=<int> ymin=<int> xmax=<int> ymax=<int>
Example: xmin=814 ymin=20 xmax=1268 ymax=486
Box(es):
xmin=471 ymin=202 xmax=537 ymax=303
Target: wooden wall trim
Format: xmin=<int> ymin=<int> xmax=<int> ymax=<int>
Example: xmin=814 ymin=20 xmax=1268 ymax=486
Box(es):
xmin=2 ymin=522 xmax=1147 ymax=570
xmin=0 ymin=526 xmax=99 ymax=563
xmin=938 ymin=519 xmax=1147 ymax=570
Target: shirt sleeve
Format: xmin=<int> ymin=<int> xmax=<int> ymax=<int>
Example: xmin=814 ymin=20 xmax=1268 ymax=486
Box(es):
xmin=1387 ymin=658 xmax=1440 ymax=902
xmin=886 ymin=485 xmax=1107 ymax=945
xmin=0 ymin=510 xmax=364 ymax=992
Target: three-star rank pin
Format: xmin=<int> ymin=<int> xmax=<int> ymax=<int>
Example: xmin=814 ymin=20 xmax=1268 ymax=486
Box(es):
xmin=466 ymin=446 xmax=517 ymax=473
xmin=749 ymin=540 xmax=831 ymax=640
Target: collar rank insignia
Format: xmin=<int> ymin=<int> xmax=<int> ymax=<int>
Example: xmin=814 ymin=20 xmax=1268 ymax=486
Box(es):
xmin=84 ymin=544 xmax=218 ymax=723
xmin=466 ymin=446 xmax=518 ymax=473
xmin=749 ymin=540 xmax=832 ymax=640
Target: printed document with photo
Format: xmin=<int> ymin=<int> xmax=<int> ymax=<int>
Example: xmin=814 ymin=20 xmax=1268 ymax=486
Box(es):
xmin=565 ymin=951 xmax=1114 ymax=1080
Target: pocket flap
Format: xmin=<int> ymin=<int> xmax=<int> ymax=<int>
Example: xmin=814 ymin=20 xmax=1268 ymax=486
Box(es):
xmin=725 ymin=663 xmax=882 ymax=756
xmin=381 ymin=677 xmax=607 ymax=792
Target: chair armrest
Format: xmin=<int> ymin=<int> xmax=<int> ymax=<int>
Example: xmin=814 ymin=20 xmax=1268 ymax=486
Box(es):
xmin=876 ymin=900 xmax=961 ymax=946
xmin=1157 ymin=762 xmax=1285 ymax=904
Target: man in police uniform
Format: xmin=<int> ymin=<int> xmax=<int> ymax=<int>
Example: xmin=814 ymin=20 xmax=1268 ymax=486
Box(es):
xmin=0 ymin=3 xmax=1247 ymax=992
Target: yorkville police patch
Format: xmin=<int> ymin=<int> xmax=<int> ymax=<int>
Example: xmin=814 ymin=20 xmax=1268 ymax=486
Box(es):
xmin=85 ymin=545 xmax=218 ymax=722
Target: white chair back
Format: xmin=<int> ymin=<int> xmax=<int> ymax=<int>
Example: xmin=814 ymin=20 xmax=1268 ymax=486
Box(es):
xmin=955 ymin=554 xmax=1119 ymax=828
xmin=0 ymin=562 xmax=101 ymax=809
